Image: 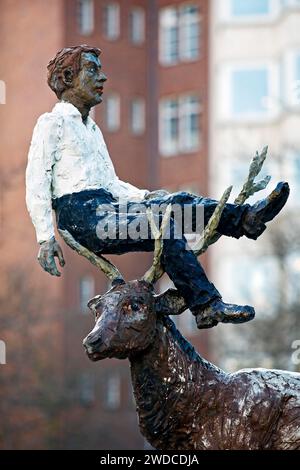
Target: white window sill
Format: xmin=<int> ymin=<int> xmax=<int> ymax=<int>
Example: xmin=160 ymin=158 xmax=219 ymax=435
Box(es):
xmin=160 ymin=146 xmax=200 ymax=157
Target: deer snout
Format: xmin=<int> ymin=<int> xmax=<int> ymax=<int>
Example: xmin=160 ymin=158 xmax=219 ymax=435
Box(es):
xmin=83 ymin=325 xmax=104 ymax=356
xmin=84 ymin=331 xmax=102 ymax=347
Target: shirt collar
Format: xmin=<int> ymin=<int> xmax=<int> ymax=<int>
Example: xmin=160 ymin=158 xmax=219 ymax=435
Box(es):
xmin=52 ymin=101 xmax=95 ymax=129
xmin=52 ymin=101 xmax=82 ymax=117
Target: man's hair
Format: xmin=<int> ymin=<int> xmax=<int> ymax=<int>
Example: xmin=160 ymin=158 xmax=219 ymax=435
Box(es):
xmin=47 ymin=45 xmax=101 ymax=99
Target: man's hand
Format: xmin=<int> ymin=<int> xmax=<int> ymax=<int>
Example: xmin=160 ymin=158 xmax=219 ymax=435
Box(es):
xmin=144 ymin=189 xmax=170 ymax=200
xmin=38 ymin=237 xmax=65 ymax=277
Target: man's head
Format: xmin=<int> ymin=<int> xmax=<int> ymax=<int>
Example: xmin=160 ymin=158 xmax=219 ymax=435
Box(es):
xmin=47 ymin=45 xmax=107 ymax=107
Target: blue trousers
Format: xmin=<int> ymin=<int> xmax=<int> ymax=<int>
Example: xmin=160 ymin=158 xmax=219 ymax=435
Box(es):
xmin=53 ymin=189 xmax=249 ymax=310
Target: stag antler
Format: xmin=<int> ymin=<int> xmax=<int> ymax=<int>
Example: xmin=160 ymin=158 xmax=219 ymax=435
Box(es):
xmin=153 ymin=147 xmax=271 ymax=316
xmin=192 ymin=146 xmax=271 ymax=256
xmin=142 ymin=204 xmax=173 ymax=285
xmin=58 ymin=229 xmax=124 ymax=284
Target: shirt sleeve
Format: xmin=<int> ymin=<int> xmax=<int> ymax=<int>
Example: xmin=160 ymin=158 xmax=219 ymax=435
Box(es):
xmin=113 ymin=178 xmax=150 ymax=201
xmin=25 ymin=113 xmax=61 ymax=244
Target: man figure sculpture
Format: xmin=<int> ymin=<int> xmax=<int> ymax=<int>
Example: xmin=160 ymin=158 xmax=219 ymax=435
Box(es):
xmin=25 ymin=45 xmax=289 ymax=328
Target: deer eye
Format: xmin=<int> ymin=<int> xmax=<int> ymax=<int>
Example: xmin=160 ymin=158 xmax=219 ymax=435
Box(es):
xmin=131 ymin=302 xmax=140 ymax=311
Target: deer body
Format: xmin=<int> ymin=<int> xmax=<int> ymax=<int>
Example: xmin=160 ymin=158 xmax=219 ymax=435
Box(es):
xmin=130 ymin=316 xmax=300 ymax=450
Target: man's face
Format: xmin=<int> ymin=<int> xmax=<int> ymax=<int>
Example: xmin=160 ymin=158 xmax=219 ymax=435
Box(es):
xmin=71 ymin=52 xmax=107 ymax=107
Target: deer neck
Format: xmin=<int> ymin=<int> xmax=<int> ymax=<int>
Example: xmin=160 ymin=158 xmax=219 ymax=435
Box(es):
xmin=129 ymin=316 xmax=225 ymax=448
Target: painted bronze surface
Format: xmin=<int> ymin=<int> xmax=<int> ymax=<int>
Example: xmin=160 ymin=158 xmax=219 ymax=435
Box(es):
xmin=83 ymin=279 xmax=300 ymax=450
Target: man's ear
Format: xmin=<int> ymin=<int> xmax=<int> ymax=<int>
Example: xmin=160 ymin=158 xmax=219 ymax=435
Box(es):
xmin=62 ymin=67 xmax=74 ymax=86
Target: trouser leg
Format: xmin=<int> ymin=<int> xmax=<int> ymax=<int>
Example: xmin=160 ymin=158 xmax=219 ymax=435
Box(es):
xmin=153 ymin=191 xmax=250 ymax=239
xmin=56 ymin=195 xmax=221 ymax=310
xmin=96 ymin=202 xmax=221 ymax=309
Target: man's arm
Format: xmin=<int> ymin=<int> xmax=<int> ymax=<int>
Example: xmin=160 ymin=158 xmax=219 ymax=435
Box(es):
xmin=25 ymin=114 xmax=65 ymax=276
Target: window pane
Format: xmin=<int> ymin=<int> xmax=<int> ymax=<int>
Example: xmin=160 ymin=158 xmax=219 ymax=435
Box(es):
xmin=130 ymin=8 xmax=145 ymax=44
xmin=106 ymin=94 xmax=120 ymax=131
xmin=79 ymin=276 xmax=95 ymax=313
xmin=106 ymin=374 xmax=121 ymax=410
xmin=296 ymin=54 xmax=300 ymax=80
xmin=294 ymin=55 xmax=300 ymax=105
xmin=231 ymin=0 xmax=270 ymax=16
xmin=78 ymin=372 xmax=95 ymax=406
xmin=78 ymin=0 xmax=94 ymax=35
xmin=159 ymin=99 xmax=179 ymax=155
xmin=179 ymin=96 xmax=200 ymax=151
xmin=180 ymin=4 xmax=200 ymax=60
xmin=130 ymin=98 xmax=145 ymax=135
xmin=104 ymin=3 xmax=120 ymax=40
xmin=159 ymin=8 xmax=179 ymax=64
xmin=232 ymin=68 xmax=268 ymax=114
xmin=284 ymin=151 xmax=300 ymax=206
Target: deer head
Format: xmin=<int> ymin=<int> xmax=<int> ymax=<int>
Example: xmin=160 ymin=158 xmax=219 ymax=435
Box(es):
xmin=83 ymin=279 xmax=156 ymax=360
xmin=59 ymin=204 xmax=189 ymax=361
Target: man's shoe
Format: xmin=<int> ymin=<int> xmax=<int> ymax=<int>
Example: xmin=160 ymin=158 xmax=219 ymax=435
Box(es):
xmin=242 ymin=182 xmax=290 ymax=240
xmin=192 ymin=298 xmax=255 ymax=329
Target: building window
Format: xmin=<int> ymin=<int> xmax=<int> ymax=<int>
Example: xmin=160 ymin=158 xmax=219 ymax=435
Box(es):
xmin=130 ymin=98 xmax=145 ymax=135
xmin=159 ymin=7 xmax=179 ymax=65
xmin=179 ymin=5 xmax=201 ymax=61
xmin=79 ymin=275 xmax=95 ymax=313
xmin=284 ymin=151 xmax=300 ymax=206
xmin=179 ymin=96 xmax=201 ymax=152
xmin=219 ymin=0 xmax=281 ymax=22
xmin=232 ymin=0 xmax=271 ymax=16
xmin=130 ymin=7 xmax=145 ymax=44
xmin=219 ymin=62 xmax=279 ymax=121
xmin=105 ymin=94 xmax=120 ymax=131
xmin=159 ymin=4 xmax=200 ymax=65
xmin=160 ymin=98 xmax=179 ymax=155
xmin=285 ymin=50 xmax=300 ymax=107
xmin=78 ymin=372 xmax=95 ymax=407
xmin=283 ymin=0 xmax=300 ymax=8
xmin=159 ymin=95 xmax=201 ymax=156
xmin=105 ymin=374 xmax=121 ymax=410
xmin=233 ymin=68 xmax=268 ymax=114
xmin=78 ymin=0 xmax=94 ymax=35
xmin=103 ymin=3 xmax=120 ymax=40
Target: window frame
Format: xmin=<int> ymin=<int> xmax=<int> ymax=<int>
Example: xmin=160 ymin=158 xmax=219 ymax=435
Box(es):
xmin=130 ymin=97 xmax=146 ymax=135
xmin=79 ymin=275 xmax=95 ymax=313
xmin=159 ymin=6 xmax=179 ymax=65
xmin=78 ymin=0 xmax=94 ymax=36
xmin=159 ymin=93 xmax=201 ymax=157
xmin=159 ymin=3 xmax=201 ymax=66
xmin=105 ymin=93 xmax=121 ymax=132
xmin=219 ymin=0 xmax=281 ymax=24
xmin=103 ymin=2 xmax=120 ymax=41
xmin=179 ymin=3 xmax=201 ymax=62
xmin=219 ymin=60 xmax=280 ymax=123
xmin=129 ymin=7 xmax=145 ymax=45
xmin=284 ymin=49 xmax=300 ymax=108
xmin=105 ymin=374 xmax=121 ymax=410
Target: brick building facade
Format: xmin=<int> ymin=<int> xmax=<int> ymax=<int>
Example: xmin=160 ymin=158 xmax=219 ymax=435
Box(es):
xmin=0 ymin=0 xmax=210 ymax=449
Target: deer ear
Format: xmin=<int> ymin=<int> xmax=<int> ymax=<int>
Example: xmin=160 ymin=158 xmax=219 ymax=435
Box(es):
xmin=154 ymin=288 xmax=187 ymax=316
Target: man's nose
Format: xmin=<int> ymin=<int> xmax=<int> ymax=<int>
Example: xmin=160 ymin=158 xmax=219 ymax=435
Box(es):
xmin=99 ymin=72 xmax=107 ymax=83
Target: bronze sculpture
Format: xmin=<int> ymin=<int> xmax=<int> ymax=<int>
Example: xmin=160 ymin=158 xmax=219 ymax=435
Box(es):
xmin=24 ymin=44 xmax=299 ymax=449
xmin=64 ymin=202 xmax=300 ymax=450
xmin=26 ymin=45 xmax=289 ymax=330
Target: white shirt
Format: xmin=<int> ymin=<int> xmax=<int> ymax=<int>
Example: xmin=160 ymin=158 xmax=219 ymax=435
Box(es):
xmin=25 ymin=101 xmax=149 ymax=243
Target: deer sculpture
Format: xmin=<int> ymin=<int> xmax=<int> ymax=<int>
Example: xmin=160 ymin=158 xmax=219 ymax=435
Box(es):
xmin=59 ymin=148 xmax=300 ymax=450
